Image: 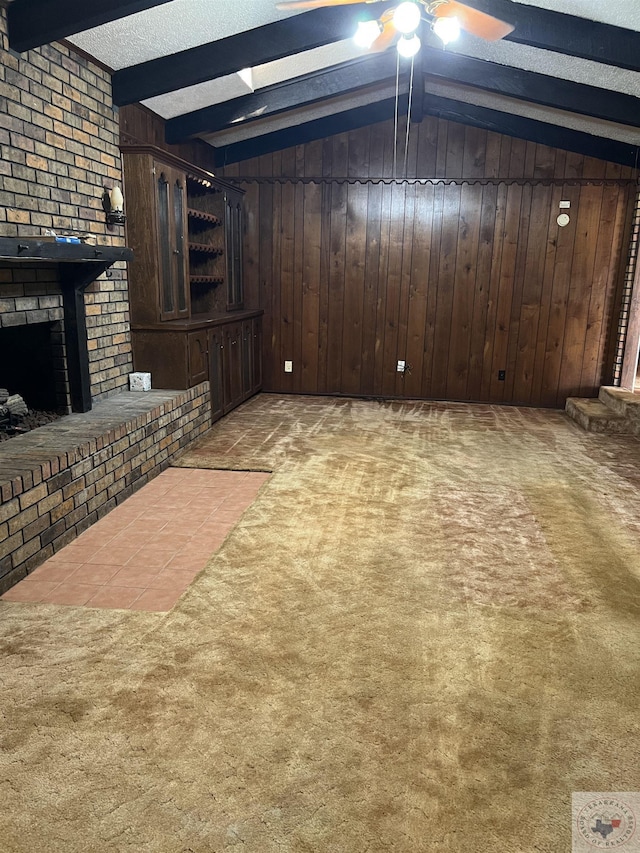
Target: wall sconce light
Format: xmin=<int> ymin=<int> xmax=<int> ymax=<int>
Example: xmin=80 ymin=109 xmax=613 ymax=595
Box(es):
xmin=102 ymin=185 xmax=126 ymax=226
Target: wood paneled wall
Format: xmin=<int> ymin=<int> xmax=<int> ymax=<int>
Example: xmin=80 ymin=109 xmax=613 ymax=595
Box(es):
xmin=221 ymin=116 xmax=636 ymax=407
xmin=120 ymin=104 xmax=218 ymax=173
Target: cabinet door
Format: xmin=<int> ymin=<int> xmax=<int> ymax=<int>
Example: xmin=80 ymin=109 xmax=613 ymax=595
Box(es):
xmin=187 ymin=329 xmax=208 ymax=386
xmin=223 ymin=322 xmax=243 ymax=412
xmin=252 ymin=316 xmax=263 ymax=394
xmin=208 ymin=328 xmax=224 ymax=423
xmin=225 ymin=193 xmax=244 ymax=311
xmin=241 ymin=319 xmax=253 ymax=399
xmin=155 ymin=163 xmax=189 ymax=321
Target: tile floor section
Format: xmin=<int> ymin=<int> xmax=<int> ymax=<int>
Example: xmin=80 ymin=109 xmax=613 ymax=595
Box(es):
xmin=1 ymin=467 xmax=269 ymax=612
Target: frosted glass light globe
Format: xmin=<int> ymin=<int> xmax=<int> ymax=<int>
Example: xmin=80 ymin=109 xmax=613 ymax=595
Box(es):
xmin=354 ymin=19 xmax=382 ymax=48
xmin=393 ymin=2 xmax=421 ymax=35
xmin=397 ymin=33 xmax=421 ymax=58
xmin=433 ymin=16 xmax=460 ymax=45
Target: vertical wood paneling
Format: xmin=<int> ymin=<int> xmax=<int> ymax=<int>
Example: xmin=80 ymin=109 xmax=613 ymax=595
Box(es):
xmin=558 ymin=185 xmax=604 ymax=400
xmin=326 ymin=133 xmax=348 ymax=391
xmin=341 ymin=181 xmax=368 ymax=393
xmin=467 ymin=183 xmax=498 ymax=399
xmin=513 ymin=185 xmax=553 ymax=404
xmin=404 ymin=184 xmax=433 ymax=398
xmin=232 ymin=115 xmax=634 ymax=407
xmin=530 ymin=186 xmax=563 ymax=406
xmin=448 ymin=183 xmax=482 ymax=400
xmin=431 ymin=184 xmax=461 ymax=399
xmin=490 ymin=184 xmax=522 ymax=402
xmin=423 ymin=183 xmax=445 ymax=396
xmin=301 ymin=182 xmax=321 ymax=391
xmin=480 ymin=182 xmax=508 ymax=399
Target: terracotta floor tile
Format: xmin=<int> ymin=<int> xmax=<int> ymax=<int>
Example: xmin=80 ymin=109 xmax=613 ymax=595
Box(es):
xmin=165 ymin=554 xmax=209 ymax=571
xmin=24 ymin=562 xmax=79 ymax=584
xmin=110 ymin=565 xmax=162 ymax=587
xmin=49 ymin=545 xmax=97 ymax=564
xmin=129 ymin=548 xmax=174 ymax=569
xmin=2 ymin=467 xmax=266 ymax=612
xmin=68 ymin=563 xmax=122 ymax=585
xmin=74 ymin=531 xmax=118 ymax=548
xmin=2 ymin=581 xmax=61 ymax=602
xmin=129 ymin=588 xmax=182 ymax=612
xmin=107 ymin=533 xmax=151 ymax=549
xmin=86 ymin=586 xmax=145 ymax=609
xmin=147 ymin=570 xmax=193 ymax=591
xmin=150 ymin=533 xmax=193 ymax=549
xmin=85 ymin=546 xmax=140 ymax=565
xmin=42 ymin=583 xmax=97 ymax=606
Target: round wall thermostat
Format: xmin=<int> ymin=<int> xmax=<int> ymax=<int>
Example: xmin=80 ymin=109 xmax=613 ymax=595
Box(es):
xmin=557 ymin=213 xmax=570 ymax=227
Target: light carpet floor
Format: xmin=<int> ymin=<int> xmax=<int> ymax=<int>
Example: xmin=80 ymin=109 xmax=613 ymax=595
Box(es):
xmin=1 ymin=393 xmax=639 ymax=852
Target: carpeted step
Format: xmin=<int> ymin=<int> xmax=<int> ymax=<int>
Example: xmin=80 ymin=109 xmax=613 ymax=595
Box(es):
xmin=598 ymin=385 xmax=640 ymax=420
xmin=565 ymin=397 xmax=637 ymax=434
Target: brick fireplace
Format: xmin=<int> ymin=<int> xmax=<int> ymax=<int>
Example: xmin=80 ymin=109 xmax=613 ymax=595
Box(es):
xmin=0 ymin=11 xmax=212 ymax=592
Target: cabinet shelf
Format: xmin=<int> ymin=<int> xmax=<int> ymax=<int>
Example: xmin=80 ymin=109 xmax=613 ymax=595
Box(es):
xmin=190 ymin=275 xmax=224 ymax=284
xmin=187 ymin=208 xmax=222 ymax=226
xmin=188 ymin=242 xmax=224 ymax=255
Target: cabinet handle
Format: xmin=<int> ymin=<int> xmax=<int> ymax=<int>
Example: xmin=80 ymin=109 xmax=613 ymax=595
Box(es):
xmin=173 ymin=249 xmax=180 ymax=255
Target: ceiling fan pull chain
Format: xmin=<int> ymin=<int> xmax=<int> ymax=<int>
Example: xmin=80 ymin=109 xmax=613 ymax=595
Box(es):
xmin=403 ymin=55 xmax=415 ymax=179
xmin=393 ymin=49 xmax=401 ymax=181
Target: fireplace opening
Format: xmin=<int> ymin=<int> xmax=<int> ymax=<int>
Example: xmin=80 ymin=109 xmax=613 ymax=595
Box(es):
xmin=0 ymin=321 xmax=70 ymax=438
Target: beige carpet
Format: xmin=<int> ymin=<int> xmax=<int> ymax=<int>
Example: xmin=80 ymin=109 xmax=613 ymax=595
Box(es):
xmin=1 ymin=393 xmax=639 ymax=852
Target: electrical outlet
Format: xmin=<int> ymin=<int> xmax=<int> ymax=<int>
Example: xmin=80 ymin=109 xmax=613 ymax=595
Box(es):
xmin=498 ymin=370 xmax=506 ymax=381
xmin=397 ymin=360 xmax=406 ymax=373
xmin=284 ymin=360 xmax=293 ymax=373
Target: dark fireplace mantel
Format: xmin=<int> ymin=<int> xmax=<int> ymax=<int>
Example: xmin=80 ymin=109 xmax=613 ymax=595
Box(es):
xmin=0 ymin=237 xmax=134 ymax=413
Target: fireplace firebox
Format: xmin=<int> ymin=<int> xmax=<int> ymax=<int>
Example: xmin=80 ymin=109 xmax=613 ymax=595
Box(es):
xmin=0 ymin=238 xmax=133 ymax=413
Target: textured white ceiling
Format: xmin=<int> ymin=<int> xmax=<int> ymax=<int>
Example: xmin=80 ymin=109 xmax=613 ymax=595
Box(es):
xmin=67 ymin=0 xmax=640 ymax=73
xmin=68 ymin=0 xmax=299 ymax=70
xmin=142 ymin=39 xmax=366 ymax=119
xmin=63 ymin=0 xmax=640 ymax=151
xmin=511 ymin=0 xmax=640 ymax=31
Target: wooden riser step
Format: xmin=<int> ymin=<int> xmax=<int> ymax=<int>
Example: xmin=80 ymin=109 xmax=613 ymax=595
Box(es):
xmin=565 ymin=397 xmax=638 ymax=435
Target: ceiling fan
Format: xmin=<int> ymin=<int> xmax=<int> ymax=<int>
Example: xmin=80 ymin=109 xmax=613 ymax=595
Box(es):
xmin=275 ymin=0 xmax=515 ymax=57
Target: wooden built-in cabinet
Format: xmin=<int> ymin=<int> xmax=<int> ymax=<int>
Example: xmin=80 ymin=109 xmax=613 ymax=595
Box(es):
xmin=122 ymin=144 xmax=262 ymax=419
xmin=208 ymin=313 xmax=263 ymax=422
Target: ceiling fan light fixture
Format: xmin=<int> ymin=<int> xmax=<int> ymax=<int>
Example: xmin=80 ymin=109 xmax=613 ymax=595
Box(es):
xmin=432 ymin=15 xmax=461 ymax=45
xmin=393 ymin=1 xmax=422 ymax=35
xmin=354 ymin=19 xmax=383 ymax=49
xmin=397 ymin=33 xmax=421 ymax=58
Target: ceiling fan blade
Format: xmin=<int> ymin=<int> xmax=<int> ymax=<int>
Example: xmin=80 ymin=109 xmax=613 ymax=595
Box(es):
xmin=276 ymin=0 xmax=369 ymax=10
xmin=432 ymin=0 xmax=514 ymax=41
xmin=369 ymin=18 xmax=397 ymax=52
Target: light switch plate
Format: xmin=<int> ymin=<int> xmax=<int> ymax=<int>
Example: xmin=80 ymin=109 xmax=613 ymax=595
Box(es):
xmin=284 ymin=361 xmax=293 ymax=373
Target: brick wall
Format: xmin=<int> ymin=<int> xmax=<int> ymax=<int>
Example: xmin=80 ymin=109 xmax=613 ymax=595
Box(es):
xmin=0 ymin=383 xmax=212 ymax=593
xmin=0 ymin=7 xmax=133 ymax=399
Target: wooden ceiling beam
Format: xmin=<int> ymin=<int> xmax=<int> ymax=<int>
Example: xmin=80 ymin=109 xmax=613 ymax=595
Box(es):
xmin=7 ymin=0 xmax=174 ymax=53
xmin=166 ymin=49 xmax=640 ymax=144
xmin=213 ymin=91 xmax=639 ymax=170
xmin=420 ymin=48 xmax=640 ymax=130
xmin=165 ymin=52 xmax=400 ymax=144
xmin=111 ymin=0 xmax=640 ymax=108
xmin=423 ymin=94 xmax=640 ymax=169
xmin=466 ymin=0 xmax=640 ymax=72
xmin=212 ymin=98 xmax=403 ymax=167
xmin=112 ymin=4 xmax=394 ymax=107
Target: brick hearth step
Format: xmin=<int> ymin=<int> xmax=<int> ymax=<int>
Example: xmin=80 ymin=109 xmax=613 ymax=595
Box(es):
xmin=598 ymin=386 xmax=640 ymax=421
xmin=566 ymin=391 xmax=639 ymax=435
